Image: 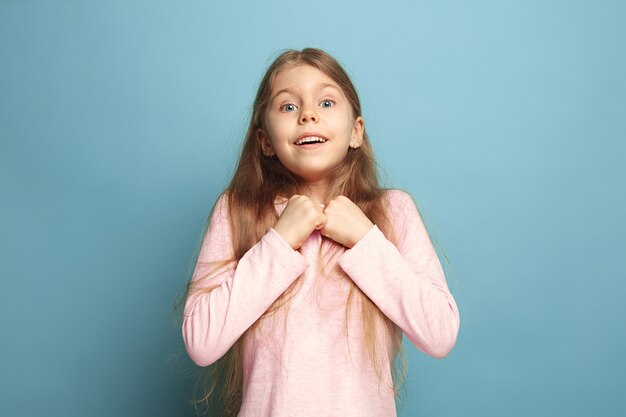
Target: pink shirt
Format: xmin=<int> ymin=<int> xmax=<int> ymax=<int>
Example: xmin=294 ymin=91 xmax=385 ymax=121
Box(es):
xmin=182 ymin=189 xmax=460 ymax=416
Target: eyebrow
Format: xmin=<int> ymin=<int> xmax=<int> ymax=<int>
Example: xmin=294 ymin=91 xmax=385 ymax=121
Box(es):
xmin=270 ymin=83 xmax=342 ymax=102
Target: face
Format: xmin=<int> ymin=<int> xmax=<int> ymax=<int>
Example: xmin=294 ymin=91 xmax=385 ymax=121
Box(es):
xmin=257 ymin=64 xmax=364 ymax=186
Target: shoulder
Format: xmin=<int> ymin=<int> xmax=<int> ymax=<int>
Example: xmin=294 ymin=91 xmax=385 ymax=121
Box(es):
xmin=382 ymin=188 xmax=415 ymax=214
xmin=213 ymin=192 xmax=230 ymax=213
xmin=381 ymin=189 xmax=427 ymax=236
xmin=206 ymin=192 xmax=231 ymax=229
xmin=381 ymin=189 xmax=432 ymax=250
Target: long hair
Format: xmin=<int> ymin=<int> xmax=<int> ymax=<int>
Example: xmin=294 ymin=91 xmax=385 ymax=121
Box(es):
xmin=183 ymin=48 xmax=407 ymax=416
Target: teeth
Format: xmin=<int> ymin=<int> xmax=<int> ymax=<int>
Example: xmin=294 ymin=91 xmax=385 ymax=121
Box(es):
xmin=296 ymin=136 xmax=327 ymax=145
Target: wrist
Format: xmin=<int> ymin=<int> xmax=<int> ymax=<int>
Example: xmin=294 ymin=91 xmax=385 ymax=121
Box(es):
xmin=273 ymin=225 xmax=300 ymax=250
xmin=346 ymin=221 xmax=374 ymax=248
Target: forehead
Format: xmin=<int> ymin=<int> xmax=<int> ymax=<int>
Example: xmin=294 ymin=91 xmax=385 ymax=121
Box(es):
xmin=270 ymin=64 xmax=344 ymax=99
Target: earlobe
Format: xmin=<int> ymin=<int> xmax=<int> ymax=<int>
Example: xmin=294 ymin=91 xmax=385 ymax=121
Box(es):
xmin=257 ymin=128 xmax=275 ymax=156
xmin=349 ymin=116 xmax=365 ymax=148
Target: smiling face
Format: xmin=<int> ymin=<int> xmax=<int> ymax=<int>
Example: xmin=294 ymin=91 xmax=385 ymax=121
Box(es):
xmin=257 ymin=64 xmax=364 ymax=189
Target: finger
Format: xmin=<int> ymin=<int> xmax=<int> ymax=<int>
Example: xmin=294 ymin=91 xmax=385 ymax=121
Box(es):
xmin=315 ymin=213 xmax=328 ymax=230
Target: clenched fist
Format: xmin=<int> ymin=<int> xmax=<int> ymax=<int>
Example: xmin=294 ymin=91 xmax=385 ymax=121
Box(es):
xmin=274 ymin=195 xmax=327 ymax=250
xmin=320 ymin=196 xmax=374 ymax=248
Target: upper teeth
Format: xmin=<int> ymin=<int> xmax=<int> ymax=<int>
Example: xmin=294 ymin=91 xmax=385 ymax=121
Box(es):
xmin=296 ymin=136 xmax=327 ymax=145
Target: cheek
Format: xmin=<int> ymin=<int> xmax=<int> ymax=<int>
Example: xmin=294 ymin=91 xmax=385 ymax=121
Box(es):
xmin=337 ymin=112 xmax=356 ymax=135
xmin=266 ymin=117 xmax=292 ymax=140
xmin=339 ymin=121 xmax=355 ymax=141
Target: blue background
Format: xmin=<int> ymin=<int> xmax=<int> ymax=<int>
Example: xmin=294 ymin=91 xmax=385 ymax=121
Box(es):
xmin=1 ymin=1 xmax=625 ymax=416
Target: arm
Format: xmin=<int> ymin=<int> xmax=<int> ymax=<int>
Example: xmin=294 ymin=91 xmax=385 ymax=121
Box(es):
xmin=182 ymin=194 xmax=308 ymax=366
xmin=337 ymin=190 xmax=460 ymax=358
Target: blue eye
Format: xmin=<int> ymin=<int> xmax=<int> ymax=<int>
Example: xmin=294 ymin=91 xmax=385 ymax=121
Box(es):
xmin=320 ymin=99 xmax=334 ymax=108
xmin=281 ymin=103 xmax=297 ymax=112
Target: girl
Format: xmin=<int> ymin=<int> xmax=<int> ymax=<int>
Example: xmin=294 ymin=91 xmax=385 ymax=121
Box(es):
xmin=181 ymin=48 xmax=460 ymax=417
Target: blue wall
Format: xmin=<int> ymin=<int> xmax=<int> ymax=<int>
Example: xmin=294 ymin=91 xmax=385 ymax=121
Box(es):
xmin=1 ymin=1 xmax=624 ymax=416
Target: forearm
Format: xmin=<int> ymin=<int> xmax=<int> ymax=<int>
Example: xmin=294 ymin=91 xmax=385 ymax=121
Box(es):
xmin=183 ymin=228 xmax=307 ymax=366
xmin=338 ymin=225 xmax=459 ymax=358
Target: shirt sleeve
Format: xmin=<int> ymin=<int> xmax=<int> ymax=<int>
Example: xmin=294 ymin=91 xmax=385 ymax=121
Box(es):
xmin=337 ymin=190 xmax=460 ymax=358
xmin=182 ymin=194 xmax=308 ymax=366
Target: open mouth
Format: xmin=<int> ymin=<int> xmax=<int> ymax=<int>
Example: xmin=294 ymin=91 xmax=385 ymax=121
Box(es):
xmin=295 ymin=136 xmax=328 ymax=146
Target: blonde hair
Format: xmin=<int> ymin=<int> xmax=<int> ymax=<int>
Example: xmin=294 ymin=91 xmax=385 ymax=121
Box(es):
xmin=182 ymin=48 xmax=407 ymax=416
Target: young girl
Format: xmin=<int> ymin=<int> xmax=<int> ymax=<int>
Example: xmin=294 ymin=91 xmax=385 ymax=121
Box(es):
xmin=182 ymin=48 xmax=460 ymax=417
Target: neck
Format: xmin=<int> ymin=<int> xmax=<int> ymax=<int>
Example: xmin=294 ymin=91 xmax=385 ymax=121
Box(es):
xmin=298 ymin=180 xmax=330 ymax=205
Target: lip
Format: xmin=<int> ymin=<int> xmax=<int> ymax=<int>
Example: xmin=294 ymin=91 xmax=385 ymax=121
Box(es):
xmin=294 ymin=132 xmax=329 ymax=144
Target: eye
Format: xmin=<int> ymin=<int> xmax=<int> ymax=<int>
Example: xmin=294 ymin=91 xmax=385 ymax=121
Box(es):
xmin=320 ymin=99 xmax=335 ymax=108
xmin=280 ymin=103 xmax=298 ymax=112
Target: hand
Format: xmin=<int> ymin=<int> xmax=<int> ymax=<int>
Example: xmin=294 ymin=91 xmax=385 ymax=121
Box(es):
xmin=320 ymin=196 xmax=374 ymax=248
xmin=274 ymin=195 xmax=327 ymax=250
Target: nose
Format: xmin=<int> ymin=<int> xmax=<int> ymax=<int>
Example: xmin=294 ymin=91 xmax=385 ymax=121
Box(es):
xmin=299 ymin=105 xmax=318 ymax=124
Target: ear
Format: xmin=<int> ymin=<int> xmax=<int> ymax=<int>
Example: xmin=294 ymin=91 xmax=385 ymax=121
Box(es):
xmin=257 ymin=128 xmax=275 ymax=156
xmin=349 ymin=116 xmax=365 ymax=148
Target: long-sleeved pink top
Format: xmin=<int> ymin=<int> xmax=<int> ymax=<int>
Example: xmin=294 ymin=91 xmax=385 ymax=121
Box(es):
xmin=182 ymin=189 xmax=460 ymax=417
